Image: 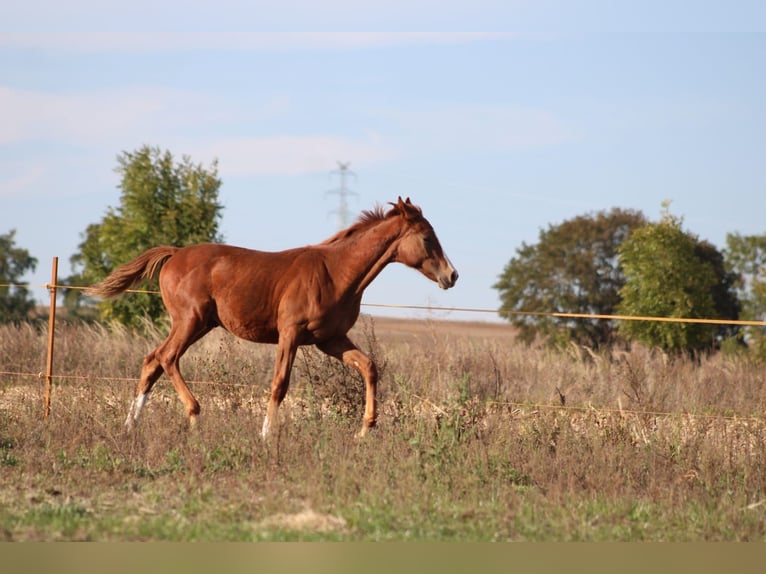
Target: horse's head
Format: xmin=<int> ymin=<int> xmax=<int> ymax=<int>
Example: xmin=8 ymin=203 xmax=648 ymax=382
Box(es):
xmin=391 ymin=197 xmax=458 ymax=290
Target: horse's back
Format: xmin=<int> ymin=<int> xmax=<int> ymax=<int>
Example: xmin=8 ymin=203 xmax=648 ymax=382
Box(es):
xmin=160 ymin=243 xmax=292 ymax=296
xmin=158 ymin=244 xmax=232 ymax=286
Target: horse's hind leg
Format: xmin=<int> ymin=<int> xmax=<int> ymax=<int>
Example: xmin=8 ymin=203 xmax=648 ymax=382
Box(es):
xmin=155 ymin=318 xmax=213 ymax=427
xmin=126 ymin=319 xmax=212 ymax=429
xmin=125 ymin=352 xmax=163 ymax=429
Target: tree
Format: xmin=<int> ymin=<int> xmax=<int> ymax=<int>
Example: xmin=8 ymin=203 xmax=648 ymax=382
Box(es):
xmin=724 ymin=232 xmax=766 ymax=357
xmin=494 ymin=208 xmax=647 ymax=347
xmin=695 ymin=239 xmax=742 ymax=342
xmin=0 ymin=230 xmax=38 ymax=323
xmin=69 ymin=145 xmax=223 ymax=327
xmin=616 ymin=204 xmax=740 ymax=354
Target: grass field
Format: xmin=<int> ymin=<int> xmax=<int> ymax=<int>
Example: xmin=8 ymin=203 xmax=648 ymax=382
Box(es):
xmin=1 ymin=316 xmax=765 ymax=541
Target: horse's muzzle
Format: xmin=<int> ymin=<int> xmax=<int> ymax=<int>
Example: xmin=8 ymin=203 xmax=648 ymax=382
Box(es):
xmin=439 ymin=269 xmax=459 ymax=290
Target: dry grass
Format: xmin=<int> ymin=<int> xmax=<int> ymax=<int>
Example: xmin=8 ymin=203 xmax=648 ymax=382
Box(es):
xmin=1 ymin=317 xmax=765 ymax=540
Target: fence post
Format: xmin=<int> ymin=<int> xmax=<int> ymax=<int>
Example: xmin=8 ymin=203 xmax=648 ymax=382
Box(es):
xmin=44 ymin=256 xmax=58 ymax=420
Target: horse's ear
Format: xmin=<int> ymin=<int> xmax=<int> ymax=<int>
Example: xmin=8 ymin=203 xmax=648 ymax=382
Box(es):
xmin=399 ymin=197 xmax=421 ymax=221
xmin=390 ymin=196 xmax=421 ymax=220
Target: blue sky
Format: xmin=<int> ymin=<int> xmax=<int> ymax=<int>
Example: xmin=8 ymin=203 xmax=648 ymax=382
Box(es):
xmin=2 ymin=6 xmax=766 ymax=322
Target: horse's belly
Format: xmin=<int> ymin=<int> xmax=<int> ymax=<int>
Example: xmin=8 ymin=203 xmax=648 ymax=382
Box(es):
xmin=221 ymin=319 xmax=279 ymax=344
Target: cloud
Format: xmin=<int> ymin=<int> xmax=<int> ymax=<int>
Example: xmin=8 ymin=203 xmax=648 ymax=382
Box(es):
xmin=0 ymin=162 xmax=48 ymax=196
xmin=3 ymin=0 xmax=525 ymax=33
xmin=0 ymin=32 xmax=511 ymax=53
xmin=0 ymin=82 xmax=395 ymax=194
xmin=0 ymin=82 xmax=572 ymax=193
xmin=193 ymin=133 xmax=395 ymax=177
xmin=381 ymin=104 xmax=576 ymax=153
xmin=0 ymin=85 xmax=237 ymax=149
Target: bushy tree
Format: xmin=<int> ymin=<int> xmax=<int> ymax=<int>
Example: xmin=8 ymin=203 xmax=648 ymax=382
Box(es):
xmin=0 ymin=230 xmax=38 ymax=323
xmin=725 ymin=232 xmax=766 ymax=357
xmin=696 ymin=239 xmax=742 ymax=342
xmin=617 ymin=205 xmax=739 ymax=354
xmin=69 ymin=146 xmax=223 ymax=327
xmin=494 ymin=208 xmax=646 ymax=347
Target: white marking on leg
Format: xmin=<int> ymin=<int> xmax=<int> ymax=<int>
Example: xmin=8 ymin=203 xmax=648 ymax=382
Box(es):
xmin=261 ymin=415 xmax=270 ymax=439
xmin=124 ymin=401 xmax=135 ymax=428
xmin=134 ymin=393 xmax=147 ymax=419
xmin=125 ymin=393 xmax=147 ymax=429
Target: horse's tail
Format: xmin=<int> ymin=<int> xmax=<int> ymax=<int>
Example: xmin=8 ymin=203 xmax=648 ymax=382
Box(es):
xmin=87 ymin=246 xmax=179 ymax=299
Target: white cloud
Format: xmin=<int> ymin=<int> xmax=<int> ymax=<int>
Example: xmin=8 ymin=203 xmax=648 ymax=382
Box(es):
xmin=0 ymin=32 xmax=510 ymax=53
xmin=194 ymin=134 xmax=395 ymax=177
xmin=381 ymin=104 xmax=576 ymax=153
xmin=0 ymin=163 xmax=48 ymax=196
xmin=0 ymin=86 xmax=243 ymax=149
xmin=0 ymin=82 xmax=395 ymax=192
xmin=0 ymin=86 xmax=227 ymax=146
xmin=2 ymin=1 xmax=515 ymax=34
xmin=0 ymin=83 xmax=572 ymax=192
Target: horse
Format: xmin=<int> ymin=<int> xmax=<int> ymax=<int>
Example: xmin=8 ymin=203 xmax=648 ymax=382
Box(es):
xmin=88 ymin=196 xmax=458 ymax=438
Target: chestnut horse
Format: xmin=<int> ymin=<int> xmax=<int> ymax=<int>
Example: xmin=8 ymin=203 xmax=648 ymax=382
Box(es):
xmin=88 ymin=197 xmax=458 ymax=438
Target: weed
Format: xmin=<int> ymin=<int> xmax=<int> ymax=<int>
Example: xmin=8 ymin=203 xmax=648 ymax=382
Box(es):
xmin=0 ymin=437 xmax=18 ymax=467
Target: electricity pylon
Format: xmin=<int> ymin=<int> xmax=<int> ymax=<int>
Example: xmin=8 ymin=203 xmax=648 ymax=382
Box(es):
xmin=326 ymin=161 xmax=358 ymax=230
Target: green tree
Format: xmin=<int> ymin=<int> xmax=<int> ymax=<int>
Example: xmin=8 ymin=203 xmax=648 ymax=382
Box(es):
xmin=695 ymin=239 xmax=742 ymax=342
xmin=0 ymin=230 xmax=38 ymax=323
xmin=69 ymin=145 xmax=223 ymax=327
xmin=724 ymin=232 xmax=766 ymax=357
xmin=616 ymin=205 xmax=739 ymax=353
xmin=494 ymin=208 xmax=647 ymax=347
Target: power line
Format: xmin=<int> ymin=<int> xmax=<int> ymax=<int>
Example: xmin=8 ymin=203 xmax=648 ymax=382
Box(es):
xmin=326 ymin=161 xmax=358 ymax=230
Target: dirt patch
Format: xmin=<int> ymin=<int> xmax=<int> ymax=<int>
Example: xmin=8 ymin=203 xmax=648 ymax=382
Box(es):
xmin=256 ymin=508 xmax=348 ymax=534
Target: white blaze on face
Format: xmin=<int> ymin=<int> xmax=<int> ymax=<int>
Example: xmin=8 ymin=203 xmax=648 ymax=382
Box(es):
xmin=439 ymin=253 xmax=458 ymax=289
xmin=445 ymin=254 xmax=457 ymax=278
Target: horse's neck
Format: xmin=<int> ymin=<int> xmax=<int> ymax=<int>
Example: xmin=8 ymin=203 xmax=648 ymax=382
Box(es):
xmin=329 ymin=217 xmax=403 ymax=298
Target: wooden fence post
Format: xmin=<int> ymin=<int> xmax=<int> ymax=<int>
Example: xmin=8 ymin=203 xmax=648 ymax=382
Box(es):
xmin=44 ymin=256 xmax=58 ymax=420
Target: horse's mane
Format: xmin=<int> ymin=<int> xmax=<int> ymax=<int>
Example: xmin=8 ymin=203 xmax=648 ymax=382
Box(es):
xmin=320 ymin=204 xmax=393 ymax=245
xmin=320 ymin=199 xmax=424 ymax=245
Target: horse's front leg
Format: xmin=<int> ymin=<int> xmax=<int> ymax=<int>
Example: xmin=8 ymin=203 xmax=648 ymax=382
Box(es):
xmin=262 ymin=332 xmax=299 ymax=439
xmin=317 ymin=335 xmax=379 ymax=438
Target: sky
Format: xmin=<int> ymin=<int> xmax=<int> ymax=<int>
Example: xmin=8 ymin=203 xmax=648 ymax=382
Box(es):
xmin=2 ymin=4 xmax=766 ymax=323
